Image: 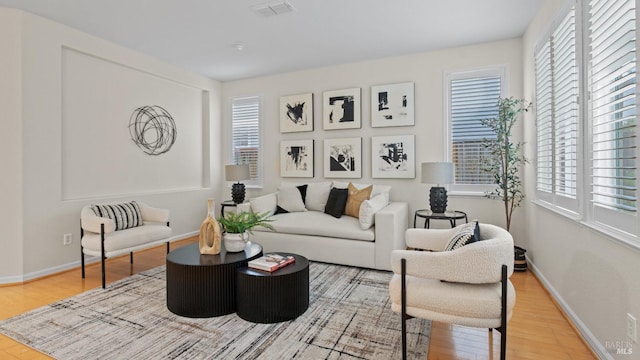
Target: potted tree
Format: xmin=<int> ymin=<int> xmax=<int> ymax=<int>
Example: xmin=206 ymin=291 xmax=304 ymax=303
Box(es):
xmin=481 ymin=97 xmax=532 ymax=232
xmin=218 ymin=211 xmax=274 ymax=252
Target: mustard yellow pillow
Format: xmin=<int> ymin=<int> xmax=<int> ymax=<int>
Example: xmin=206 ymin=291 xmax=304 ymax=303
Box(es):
xmin=345 ymin=182 xmax=373 ymax=218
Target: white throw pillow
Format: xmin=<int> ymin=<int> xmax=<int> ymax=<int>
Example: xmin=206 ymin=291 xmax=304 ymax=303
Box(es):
xmin=305 ymin=181 xmax=332 ymax=211
xmin=332 ymin=181 xmax=391 ymax=203
xmin=277 ymin=186 xmax=307 ymax=212
xmin=359 ymin=194 xmax=388 ymax=230
xmin=249 ymin=193 xmax=277 ymax=217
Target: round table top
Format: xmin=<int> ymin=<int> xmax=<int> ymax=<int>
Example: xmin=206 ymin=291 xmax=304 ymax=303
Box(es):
xmin=415 ymin=209 xmax=467 ymax=219
xmin=238 ymin=253 xmax=309 ymax=277
xmin=166 ymin=242 xmax=262 ymax=266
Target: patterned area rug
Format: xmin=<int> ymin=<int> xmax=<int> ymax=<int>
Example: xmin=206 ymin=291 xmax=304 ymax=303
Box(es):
xmin=0 ymin=262 xmax=430 ymax=359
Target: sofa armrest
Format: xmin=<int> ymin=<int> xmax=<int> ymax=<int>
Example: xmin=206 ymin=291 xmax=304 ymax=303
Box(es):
xmin=80 ymin=206 xmax=116 ymax=234
xmin=374 ymin=201 xmax=408 ymax=271
xmin=138 ymin=202 xmax=170 ymax=223
xmin=237 ymin=203 xmax=252 ymax=213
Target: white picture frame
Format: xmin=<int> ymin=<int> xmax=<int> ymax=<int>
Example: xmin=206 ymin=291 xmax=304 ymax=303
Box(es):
xmin=280 ymin=139 xmax=314 ymax=178
xmin=280 ymin=93 xmax=314 ymax=133
xmin=371 ymin=135 xmax=415 ymax=178
xmin=323 ymin=137 xmax=362 ymax=178
xmin=371 ymin=82 xmax=415 ymax=127
xmin=322 ymin=88 xmax=361 ymax=130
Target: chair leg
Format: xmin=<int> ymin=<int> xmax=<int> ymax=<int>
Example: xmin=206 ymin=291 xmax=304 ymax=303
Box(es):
xmin=500 ymin=264 xmax=507 ymax=360
xmin=101 ymin=223 xmax=106 ymax=289
xmin=130 ymin=252 xmax=133 ymax=264
xmin=166 ymin=222 xmax=171 ymax=254
xmin=401 ymin=258 xmax=407 ymax=360
xmin=80 ymin=222 xmax=85 ymax=279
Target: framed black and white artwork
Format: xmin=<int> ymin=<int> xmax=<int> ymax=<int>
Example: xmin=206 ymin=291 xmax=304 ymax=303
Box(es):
xmin=280 ymin=139 xmax=314 ymax=178
xmin=371 ymin=135 xmax=415 ymax=178
xmin=371 ymin=82 xmax=414 ymax=127
xmin=323 ymin=88 xmax=361 ymax=130
xmin=280 ymin=93 xmax=313 ymax=133
xmin=324 ymin=137 xmax=362 ymax=178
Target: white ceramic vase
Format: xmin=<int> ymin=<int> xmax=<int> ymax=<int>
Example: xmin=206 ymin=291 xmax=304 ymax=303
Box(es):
xmin=224 ymin=231 xmax=248 ymax=252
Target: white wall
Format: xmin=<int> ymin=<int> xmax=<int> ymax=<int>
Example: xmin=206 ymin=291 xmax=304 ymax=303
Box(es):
xmin=222 ymin=38 xmax=526 ymax=240
xmin=523 ymin=1 xmax=640 ymax=358
xmin=0 ymin=8 xmax=223 ymax=282
xmin=0 ymin=9 xmax=24 ymax=280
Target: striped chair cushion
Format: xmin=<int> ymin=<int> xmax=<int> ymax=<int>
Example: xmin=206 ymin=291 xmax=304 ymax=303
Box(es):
xmin=91 ymin=201 xmax=143 ymax=231
xmin=444 ymin=220 xmax=480 ymax=251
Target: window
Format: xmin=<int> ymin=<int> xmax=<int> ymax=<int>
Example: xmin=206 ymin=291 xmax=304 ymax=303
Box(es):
xmin=588 ymin=0 xmax=637 ymax=234
xmin=534 ymin=0 xmax=639 ymax=241
xmin=534 ymin=6 xmax=579 ymax=212
xmin=230 ymin=96 xmax=262 ymax=187
xmin=445 ymin=67 xmax=506 ymax=194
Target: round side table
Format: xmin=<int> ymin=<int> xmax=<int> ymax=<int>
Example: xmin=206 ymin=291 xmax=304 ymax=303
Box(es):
xmin=414 ymin=209 xmax=468 ymax=228
xmin=236 ymin=253 xmax=309 ymax=323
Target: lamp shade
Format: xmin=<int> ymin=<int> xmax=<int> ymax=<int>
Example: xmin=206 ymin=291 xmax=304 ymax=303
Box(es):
xmin=421 ymin=162 xmax=454 ymax=185
xmin=225 ymin=164 xmax=250 ymax=182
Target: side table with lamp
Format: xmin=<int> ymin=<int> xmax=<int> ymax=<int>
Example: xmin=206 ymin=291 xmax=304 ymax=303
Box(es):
xmin=418 ymin=162 xmax=467 ymax=228
xmin=225 ymin=164 xmax=250 ymax=211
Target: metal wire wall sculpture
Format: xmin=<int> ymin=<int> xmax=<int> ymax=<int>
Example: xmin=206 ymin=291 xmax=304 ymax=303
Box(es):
xmin=129 ymin=105 xmax=177 ymax=156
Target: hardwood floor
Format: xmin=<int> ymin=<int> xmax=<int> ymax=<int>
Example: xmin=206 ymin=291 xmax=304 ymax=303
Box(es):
xmin=0 ymin=237 xmax=596 ymax=360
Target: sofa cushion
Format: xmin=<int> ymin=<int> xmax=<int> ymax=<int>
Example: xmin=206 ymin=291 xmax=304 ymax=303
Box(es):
xmin=345 ymin=182 xmax=372 ymax=218
xmin=305 ymin=181 xmax=332 ymax=211
xmin=90 ymin=202 xmax=143 ymax=231
xmin=325 ymin=187 xmax=348 ymax=218
xmin=250 ymin=193 xmax=277 ymax=217
xmin=444 ymin=221 xmax=480 ymax=251
xmin=359 ymin=193 xmax=388 ymax=230
xmin=277 ymin=186 xmax=307 ymax=213
xmin=255 ymin=211 xmax=375 ymax=241
xmin=332 ymin=181 xmax=391 ymax=203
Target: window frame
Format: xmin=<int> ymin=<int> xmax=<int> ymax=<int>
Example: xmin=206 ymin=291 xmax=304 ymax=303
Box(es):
xmin=444 ymin=65 xmax=508 ymax=196
xmin=229 ymin=95 xmax=264 ymax=189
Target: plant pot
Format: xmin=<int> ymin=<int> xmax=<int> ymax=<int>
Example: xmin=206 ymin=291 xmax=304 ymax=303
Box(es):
xmin=224 ymin=231 xmax=248 ymax=252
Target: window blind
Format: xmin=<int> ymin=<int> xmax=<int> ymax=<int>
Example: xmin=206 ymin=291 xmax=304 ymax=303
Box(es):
xmin=553 ymin=8 xmax=579 ymax=198
xmin=450 ymin=76 xmax=501 ymax=185
xmin=231 ymin=96 xmax=261 ymax=183
xmin=589 ymin=0 xmax=637 ymax=214
xmin=536 ymin=40 xmax=553 ymax=193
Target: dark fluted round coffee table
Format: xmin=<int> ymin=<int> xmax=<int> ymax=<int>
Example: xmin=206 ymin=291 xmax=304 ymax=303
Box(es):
xmin=166 ymin=242 xmax=262 ymax=318
xmin=236 ymin=253 xmax=309 ymax=323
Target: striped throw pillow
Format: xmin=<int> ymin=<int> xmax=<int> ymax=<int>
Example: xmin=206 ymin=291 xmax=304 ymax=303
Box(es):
xmin=444 ymin=220 xmax=480 ymax=251
xmin=91 ymin=201 xmax=143 ymax=231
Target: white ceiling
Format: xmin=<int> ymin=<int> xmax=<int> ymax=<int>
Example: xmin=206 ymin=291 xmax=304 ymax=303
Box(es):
xmin=0 ymin=0 xmax=544 ymax=82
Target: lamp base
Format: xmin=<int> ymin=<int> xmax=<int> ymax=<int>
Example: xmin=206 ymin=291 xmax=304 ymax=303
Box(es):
xmin=429 ymin=186 xmax=447 ymax=213
xmin=231 ymin=183 xmax=246 ymax=204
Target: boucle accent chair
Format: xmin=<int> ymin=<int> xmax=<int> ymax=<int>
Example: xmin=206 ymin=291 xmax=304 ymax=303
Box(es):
xmin=389 ymin=223 xmax=515 ymax=360
xmin=80 ymin=202 xmax=172 ymax=288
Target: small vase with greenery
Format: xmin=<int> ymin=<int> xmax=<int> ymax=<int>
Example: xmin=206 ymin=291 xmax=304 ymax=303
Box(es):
xmin=481 ymin=97 xmax=532 ymax=232
xmin=218 ymin=211 xmax=274 ymax=252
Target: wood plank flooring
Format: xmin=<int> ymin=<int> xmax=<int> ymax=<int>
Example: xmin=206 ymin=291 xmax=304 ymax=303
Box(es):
xmin=0 ymin=237 xmax=596 ymax=359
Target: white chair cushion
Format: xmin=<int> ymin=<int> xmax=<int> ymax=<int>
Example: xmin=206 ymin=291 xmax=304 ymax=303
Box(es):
xmin=81 ymin=224 xmax=172 ymax=253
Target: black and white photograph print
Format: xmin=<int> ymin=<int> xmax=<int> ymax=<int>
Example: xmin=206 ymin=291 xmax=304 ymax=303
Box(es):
xmin=323 ymin=88 xmax=361 ymax=130
xmin=280 ymin=139 xmax=314 ymax=177
xmin=371 ymin=82 xmax=415 ymax=127
xmin=280 ymin=93 xmax=313 ymax=133
xmin=324 ymin=137 xmax=362 ymax=178
xmin=371 ymin=135 xmax=415 ymax=178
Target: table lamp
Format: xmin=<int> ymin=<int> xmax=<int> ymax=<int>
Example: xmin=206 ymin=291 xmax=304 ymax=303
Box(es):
xmin=421 ymin=162 xmax=454 ymax=213
xmin=225 ymin=164 xmax=250 ymax=204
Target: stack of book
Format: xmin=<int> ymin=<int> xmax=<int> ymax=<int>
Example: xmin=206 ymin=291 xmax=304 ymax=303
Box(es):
xmin=248 ymin=253 xmax=295 ymax=272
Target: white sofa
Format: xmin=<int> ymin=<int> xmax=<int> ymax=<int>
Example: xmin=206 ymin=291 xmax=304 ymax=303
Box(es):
xmin=238 ymin=182 xmax=408 ymax=271
xmin=80 ymin=201 xmax=172 ymax=288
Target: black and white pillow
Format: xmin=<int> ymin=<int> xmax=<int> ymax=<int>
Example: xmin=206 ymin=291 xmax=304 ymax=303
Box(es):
xmin=444 ymin=220 xmax=480 ymax=251
xmin=91 ymin=201 xmax=143 ymax=231
xmin=275 ymin=185 xmax=308 ymax=214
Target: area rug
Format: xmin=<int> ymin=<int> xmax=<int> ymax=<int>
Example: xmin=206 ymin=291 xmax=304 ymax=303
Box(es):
xmin=0 ymin=262 xmax=430 ymax=359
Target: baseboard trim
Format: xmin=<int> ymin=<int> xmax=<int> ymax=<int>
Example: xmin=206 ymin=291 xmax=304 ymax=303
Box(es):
xmin=527 ymin=256 xmax=611 ymax=360
xmin=0 ymin=231 xmax=199 ymax=286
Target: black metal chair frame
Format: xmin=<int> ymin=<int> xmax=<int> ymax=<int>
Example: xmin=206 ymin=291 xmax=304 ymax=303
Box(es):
xmin=80 ymin=221 xmax=171 ymax=289
xmin=400 ymin=259 xmax=509 ymax=360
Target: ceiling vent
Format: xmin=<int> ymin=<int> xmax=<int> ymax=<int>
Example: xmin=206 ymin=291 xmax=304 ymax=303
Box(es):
xmin=253 ymin=1 xmax=294 ymax=17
